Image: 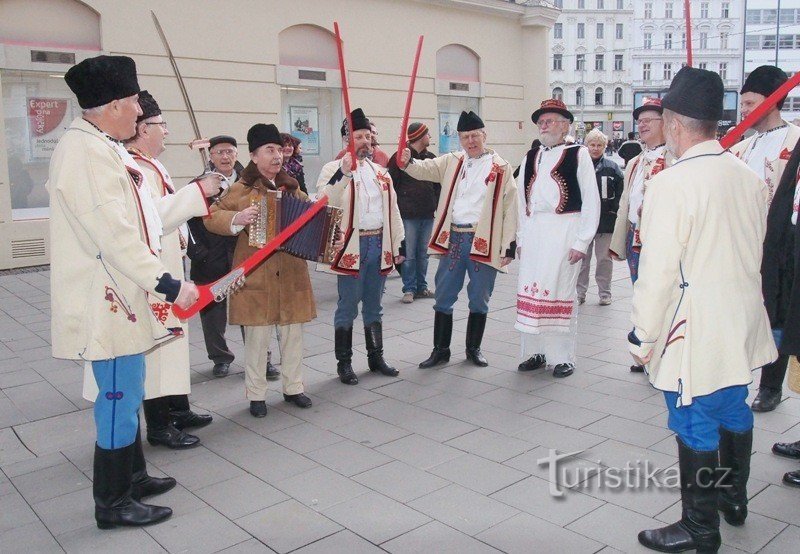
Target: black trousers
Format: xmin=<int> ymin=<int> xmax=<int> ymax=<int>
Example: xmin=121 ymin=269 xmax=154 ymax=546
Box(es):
xmin=759 ymin=353 xmax=789 ymax=391
xmin=199 ymin=297 xmax=235 ymax=364
xmin=142 ymin=395 xmax=190 ymax=432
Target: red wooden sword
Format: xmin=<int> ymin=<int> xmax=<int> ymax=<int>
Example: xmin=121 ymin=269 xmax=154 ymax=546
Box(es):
xmin=684 ymin=0 xmax=693 ymax=67
xmin=334 ymin=22 xmax=356 ymax=171
xmin=396 ymin=35 xmax=425 ymax=166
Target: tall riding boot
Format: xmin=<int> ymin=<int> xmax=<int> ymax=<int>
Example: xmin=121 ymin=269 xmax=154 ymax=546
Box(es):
xmin=143 ymin=396 xmax=199 ymax=449
xmin=94 ymin=442 xmax=172 ymax=529
xmin=168 ymin=394 xmax=213 ymax=431
xmin=638 ymin=438 xmax=721 ymax=553
xmin=465 ymin=312 xmax=489 ymax=367
xmin=419 ymin=311 xmax=452 ymax=368
xmin=335 ymin=327 xmax=358 ymax=385
xmin=718 ymin=428 xmax=752 ymax=526
xmin=365 ymin=321 xmax=399 ymax=376
xmin=131 ymin=427 xmax=176 ymax=501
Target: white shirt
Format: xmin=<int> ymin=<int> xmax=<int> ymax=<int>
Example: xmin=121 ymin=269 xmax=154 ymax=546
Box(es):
xmin=628 ymin=145 xmax=666 ymax=225
xmin=355 ymin=161 xmax=384 ymax=230
xmin=742 ymin=125 xmax=788 ymax=183
xmin=452 ymin=153 xmax=493 ymax=225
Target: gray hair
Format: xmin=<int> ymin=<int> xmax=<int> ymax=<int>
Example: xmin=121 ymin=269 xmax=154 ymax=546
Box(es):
xmin=666 ymin=111 xmax=717 ymax=139
xmin=585 ymin=128 xmax=608 ymax=145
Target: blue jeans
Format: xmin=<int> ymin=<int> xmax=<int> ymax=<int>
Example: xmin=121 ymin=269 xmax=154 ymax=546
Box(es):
xmin=335 ymin=234 xmax=386 ymax=328
xmin=402 ymin=218 xmax=434 ymax=294
xmin=433 ymin=229 xmax=498 ymax=315
xmin=626 ymin=226 xmax=640 ymax=284
xmin=92 ymin=354 xmax=146 ymax=450
xmin=663 ymin=385 xmax=753 ymax=451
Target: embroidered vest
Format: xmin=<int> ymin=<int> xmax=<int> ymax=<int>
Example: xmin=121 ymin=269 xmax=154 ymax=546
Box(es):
xmin=523 ymin=144 xmax=583 ymax=214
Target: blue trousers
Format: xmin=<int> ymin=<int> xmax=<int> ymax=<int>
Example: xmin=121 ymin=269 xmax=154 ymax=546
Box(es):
xmin=663 ymin=385 xmax=753 ymax=452
xmin=401 ymin=218 xmax=434 ymax=294
xmin=626 ymin=226 xmax=640 ymax=284
xmin=335 ymin=234 xmax=386 ymax=328
xmin=92 ymin=354 xmax=145 ymax=449
xmin=433 ymin=229 xmax=498 ymax=315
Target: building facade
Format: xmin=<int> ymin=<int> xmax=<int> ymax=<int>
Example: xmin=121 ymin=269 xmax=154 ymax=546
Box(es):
xmin=744 ymin=0 xmax=800 ymax=123
xmin=630 ymin=0 xmax=743 ymax=132
xmin=549 ymin=0 xmax=635 ymax=141
xmin=0 ymin=0 xmax=558 ymax=270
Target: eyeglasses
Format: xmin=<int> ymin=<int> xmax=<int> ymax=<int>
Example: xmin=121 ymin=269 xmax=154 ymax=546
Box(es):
xmin=637 ymin=118 xmax=662 ymax=125
xmin=537 ymin=118 xmax=567 ymax=128
xmin=143 ymin=121 xmax=168 ymax=129
xmin=211 ymin=148 xmax=236 ymax=156
xmin=459 ymin=132 xmax=484 ymax=141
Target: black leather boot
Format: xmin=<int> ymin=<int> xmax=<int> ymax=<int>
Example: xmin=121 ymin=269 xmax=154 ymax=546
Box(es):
xmin=718 ymin=427 xmax=752 ymax=526
xmin=131 ymin=428 xmax=176 ymax=501
xmin=465 ymin=312 xmax=488 ymax=367
xmin=751 ymin=386 xmax=782 ymax=412
xmin=94 ymin=443 xmax=172 ymax=529
xmin=143 ymin=397 xmax=200 ymax=449
xmin=169 ymin=394 xmax=212 ymax=430
xmin=365 ymin=321 xmax=399 ymax=376
xmin=335 ymin=327 xmax=358 ymax=385
xmin=638 ymin=438 xmax=721 ymax=553
xmin=419 ymin=311 xmax=452 ymax=368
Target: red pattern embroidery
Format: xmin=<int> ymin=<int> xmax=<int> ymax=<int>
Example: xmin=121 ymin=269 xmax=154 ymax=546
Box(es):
xmin=104 ymin=286 xmax=137 ymax=323
xmin=384 ymin=251 xmax=393 ymax=266
xmin=781 ymin=148 xmax=792 ymax=160
xmin=376 ymin=172 xmax=391 ymax=191
xmin=650 ymin=157 xmax=666 ymax=176
xmin=340 ymin=253 xmax=359 ymax=269
xmin=149 ymin=302 xmax=171 ymax=325
xmin=516 ymin=297 xmax=574 ymax=319
xmin=438 ymin=231 xmax=450 ymax=244
xmin=473 ymin=237 xmax=488 ymax=254
xmin=484 ymin=163 xmax=502 ymax=186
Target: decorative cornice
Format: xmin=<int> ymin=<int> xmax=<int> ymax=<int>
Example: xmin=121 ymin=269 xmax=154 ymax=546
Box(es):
xmin=410 ymin=0 xmax=560 ymax=28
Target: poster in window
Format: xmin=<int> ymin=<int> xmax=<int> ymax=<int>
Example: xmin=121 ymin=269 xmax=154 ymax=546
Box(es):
xmin=26 ymin=97 xmax=76 ymax=162
xmin=290 ymin=106 xmax=320 ymax=155
xmin=439 ymin=112 xmax=460 ymax=154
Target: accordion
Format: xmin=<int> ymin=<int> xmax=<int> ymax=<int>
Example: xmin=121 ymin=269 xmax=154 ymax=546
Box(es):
xmin=248 ymin=190 xmax=342 ymax=263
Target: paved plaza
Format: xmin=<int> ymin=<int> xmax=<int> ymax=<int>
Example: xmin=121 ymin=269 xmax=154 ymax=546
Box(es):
xmin=1 ymin=259 xmax=799 ymax=553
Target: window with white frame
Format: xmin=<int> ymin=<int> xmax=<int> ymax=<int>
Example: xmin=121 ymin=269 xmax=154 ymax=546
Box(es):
xmin=700 ymin=32 xmax=708 ymax=49
xmin=643 ymin=62 xmax=651 ymax=80
xmin=597 ymin=0 xmax=604 ymax=9
xmin=719 ymin=62 xmax=728 ymax=80
xmin=665 ymin=32 xmax=673 ymax=49
xmin=721 ymin=2 xmax=730 ymax=18
xmin=576 ymin=87 xmax=584 ymax=106
xmin=701 ymin=2 xmax=709 ymax=18
xmin=596 ymin=54 xmax=604 ymax=70
xmin=577 ymin=53 xmax=585 ymax=70
xmin=664 ymin=62 xmax=672 ymax=80
xmin=616 ymin=23 xmax=623 ymax=39
xmin=644 ymin=3 xmax=652 ymax=19
xmin=552 ymin=87 xmax=564 ymax=100
xmin=578 ymin=0 xmax=585 ymax=8
xmin=597 ymin=23 xmax=604 ymax=39
xmin=554 ymin=23 xmax=563 ymax=39
xmin=617 ymin=0 xmax=623 ymax=9
xmin=578 ymin=23 xmax=585 ymax=39
xmin=720 ymin=32 xmax=728 ymax=49
xmin=553 ymin=54 xmax=563 ymax=70
xmin=614 ymin=87 xmax=623 ymax=106
xmin=595 ymin=87 xmax=604 ymax=106
xmin=644 ymin=32 xmax=652 ymax=49
xmin=614 ymin=54 xmax=623 ymax=70
xmin=665 ymin=2 xmax=673 ymax=18
xmin=699 ymin=62 xmax=707 ymax=70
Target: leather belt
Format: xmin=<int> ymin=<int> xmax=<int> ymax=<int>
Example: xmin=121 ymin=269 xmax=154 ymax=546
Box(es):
xmin=451 ymin=223 xmax=477 ymax=233
xmin=359 ymin=228 xmax=382 ymax=237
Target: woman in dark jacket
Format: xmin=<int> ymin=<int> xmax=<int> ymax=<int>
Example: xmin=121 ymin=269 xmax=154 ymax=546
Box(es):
xmin=281 ymin=133 xmax=307 ymax=194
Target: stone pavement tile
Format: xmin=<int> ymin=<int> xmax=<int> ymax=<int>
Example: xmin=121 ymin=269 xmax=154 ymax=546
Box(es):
xmin=530 ymin=383 xmax=610 ymax=408
xmin=473 ymin=387 xmax=550 ymax=414
xmin=140 ymin=440 xmax=210 ymax=468
xmin=588 ymin=378 xmax=661 ymax=401
xmin=145 ymin=506 xmax=250 ymax=554
xmin=0 ymin=427 xmax=34 ymax=466
xmin=383 ymin=520 xmax=500 ymax=553
xmin=429 ymin=453 xmax=527 ymax=495
xmin=1 ymin=451 xmax=65 ymax=478
xmin=0 ymin=521 xmax=62 ymax=553
xmin=0 ymin=491 xmax=39 ymax=533
xmin=566 ymin=503 xmax=664 ymax=553
xmin=524 ymin=401 xmax=608 ymax=429
xmin=576 ymin=439 xmax=677 ymax=474
xmin=0 ymin=397 xmax=28 ymax=427
xmin=512 ymin=418 xmax=607 ymax=452
xmin=427 ymin=372 xmax=498 ymax=398
xmin=313 ymin=382 xmax=383 ymax=408
xmin=306 ymin=438 xmax=393 ymax=477
xmin=330 ymin=413 xmax=411 ymax=448
xmin=581 ymin=415 xmax=673 ymax=448
xmin=266 ymin=421 xmax=345 ymax=454
xmin=11 ymin=461 xmax=90 ymax=504
xmin=445 ymin=428 xmax=532 ymax=463
xmin=217 ymin=538 xmax=273 ymax=553
xmin=58 ymin=525 xmax=167 ymax=553
xmin=12 ymin=409 xmax=94 ymax=455
xmin=147 ymin=483 xmax=208 ymax=516
xmin=215 ymin=401 xmax=307 ymax=439
xmin=477 ymin=367 xmax=539 ymax=392
xmin=476 ymin=512 xmax=603 ymax=554
xmin=159 ymin=449 xmax=247 ymax=491
xmin=0 ymin=368 xmax=42 ymax=389
xmin=580 ymin=471 xmax=681 ymax=518
xmin=530 ymin=365 xmax=608 ymax=389
xmin=231 ymin=441 xmax=319 ymax=485
xmin=32 ymin=487 xmax=94 ymax=536
xmin=753 ymin=409 xmax=800 ymax=434
xmin=293 ymin=529 xmax=385 ymax=553
xmin=193 ymin=474 xmax=288 ymax=519
xmin=322 ymin=490 xmax=431 ymax=544
xmin=236 ymin=499 xmax=341 ymax=554
xmin=280 ymin=398 xmax=366 ymax=430
xmin=748 ymin=451 xmax=800 ymax=486
xmin=356 ymin=397 xmax=478 ymax=442
xmin=721 ymin=512 xmax=787 ymax=553
xmin=584 ymin=394 xmax=666 ymax=423
xmin=408 ymin=483 xmax=518 ymax=536
xmin=504 ymin=446 xmax=603 ymax=483
xmin=188 ymin=377 xmax=253 ymax=413
xmin=761 ymin=524 xmax=800 ymax=553
xmin=5 ymin=334 xmax=48 ymax=352
xmin=749 ymin=484 xmax=800 ymax=526
xmin=774 ymin=397 xmax=800 ymax=417
xmin=371 ymin=380 xmax=443 ymax=403
xmin=489 ymin=475 xmax=604 ymax=526
xmin=275 ymin=465 xmax=369 ymax=511
xmin=353 ymin=460 xmax=450 ymax=503
xmin=18 ymin=345 xmax=55 ymax=364
xmin=376 ymin=434 xmax=464 ymax=470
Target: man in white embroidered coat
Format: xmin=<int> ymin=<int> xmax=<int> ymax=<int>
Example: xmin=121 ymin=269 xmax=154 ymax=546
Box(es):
xmin=398 ymin=111 xmax=517 ymax=369
xmin=630 ymin=67 xmax=777 ymax=553
xmin=730 ymin=65 xmax=800 ymax=413
xmin=317 ymin=109 xmax=404 ymax=385
xmin=50 ymin=56 xmax=200 ymax=529
xmin=124 ymin=91 xmax=218 ymax=449
xmin=515 ymin=99 xmax=600 ymax=378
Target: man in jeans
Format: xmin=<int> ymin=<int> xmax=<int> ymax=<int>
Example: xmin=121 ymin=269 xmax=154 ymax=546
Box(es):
xmin=388 ymin=122 xmax=440 ymax=303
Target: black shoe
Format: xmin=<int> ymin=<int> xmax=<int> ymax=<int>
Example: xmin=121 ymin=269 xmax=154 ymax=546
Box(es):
xmin=637 ymin=438 xmax=721 ymax=553
xmin=146 ymin=425 xmax=200 ymax=449
xmin=249 ymin=401 xmax=267 ymax=418
xmin=335 ymin=327 xmax=358 ymax=385
xmin=717 ymin=428 xmax=752 ymax=527
xmin=782 ymin=470 xmax=800 ymax=487
xmin=283 ymin=393 xmax=312 ymax=408
xmin=266 ymin=362 xmax=280 ymax=381
xmin=772 ymin=440 xmax=800 ymax=459
xmin=212 ymin=362 xmax=230 ymax=377
xmin=553 ymin=363 xmax=575 ymax=378
xmin=519 ymin=354 xmax=546 ymax=372
xmin=170 ymin=410 xmax=213 ymax=431
xmin=419 ymin=311 xmax=453 ymax=369
xmin=630 ymin=364 xmax=645 ymax=373
xmin=751 ymin=387 xmax=781 ymax=412
xmin=365 ymin=322 xmax=399 ymax=376
xmin=131 ymin=429 xmax=176 ymax=501
xmin=465 ymin=312 xmax=488 ymax=367
xmin=94 ymin=443 xmax=173 ymax=530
